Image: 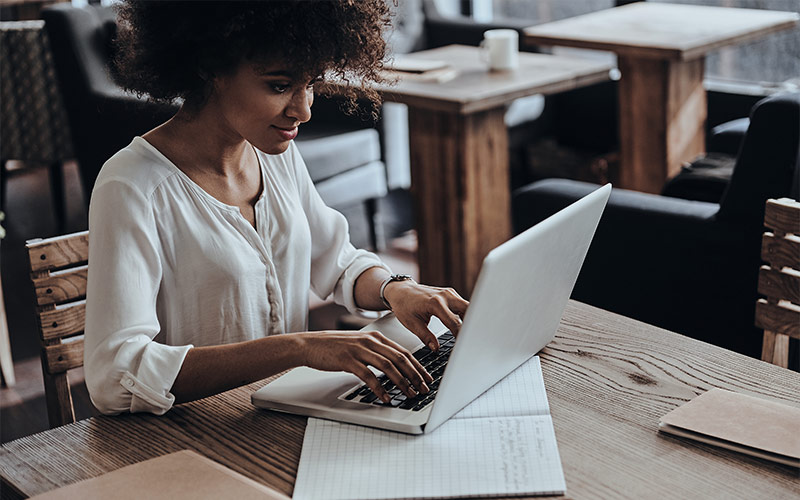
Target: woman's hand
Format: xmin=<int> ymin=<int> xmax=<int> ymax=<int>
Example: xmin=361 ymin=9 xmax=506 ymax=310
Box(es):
xmin=383 ymin=281 xmax=469 ymax=351
xmin=299 ymin=330 xmax=433 ymax=403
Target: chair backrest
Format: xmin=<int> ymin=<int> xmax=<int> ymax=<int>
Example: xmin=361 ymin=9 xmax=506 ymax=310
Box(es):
xmin=26 ymin=231 xmax=88 ymax=427
xmin=717 ymin=92 xmax=800 ymax=231
xmin=755 ymin=198 xmax=800 ymax=368
xmin=41 ymin=4 xmax=176 ymax=198
xmin=0 ymin=20 xmax=73 ymax=164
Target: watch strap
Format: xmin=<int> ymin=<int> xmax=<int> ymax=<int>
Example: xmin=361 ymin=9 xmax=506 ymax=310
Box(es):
xmin=379 ymin=274 xmax=413 ymax=310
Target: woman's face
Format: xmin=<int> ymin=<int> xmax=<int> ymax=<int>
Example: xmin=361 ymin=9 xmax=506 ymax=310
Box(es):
xmin=210 ymin=60 xmax=316 ymax=155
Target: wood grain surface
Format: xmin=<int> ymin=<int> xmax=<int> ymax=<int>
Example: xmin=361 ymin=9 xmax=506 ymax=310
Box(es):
xmin=31 ymin=266 xmax=87 ymax=307
xmin=764 ymin=198 xmax=800 ymax=235
xmin=38 ymin=301 xmax=85 ymax=341
xmin=756 ymin=299 xmax=800 ymax=338
xmin=26 ymin=231 xmax=88 ymax=273
xmin=524 ymin=4 xmax=798 ymax=194
xmin=617 ymin=55 xmax=706 ymax=192
xmin=761 ymin=233 xmax=800 ymax=270
xmin=2 ymin=301 xmax=799 ymax=499
xmin=328 ymin=45 xmax=612 ymax=115
xmin=523 ymin=3 xmax=799 ymax=62
xmin=408 ymin=106 xmax=510 ymax=295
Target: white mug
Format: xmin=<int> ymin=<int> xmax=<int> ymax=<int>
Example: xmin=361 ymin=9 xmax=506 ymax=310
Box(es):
xmin=480 ymin=29 xmax=519 ymax=71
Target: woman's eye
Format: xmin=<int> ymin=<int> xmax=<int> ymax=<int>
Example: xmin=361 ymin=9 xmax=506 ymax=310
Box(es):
xmin=270 ymin=83 xmax=290 ymax=93
xmin=307 ymin=78 xmax=322 ymax=90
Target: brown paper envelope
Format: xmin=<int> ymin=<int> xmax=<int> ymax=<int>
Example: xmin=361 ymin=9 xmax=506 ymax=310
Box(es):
xmin=659 ymin=388 xmax=800 ymax=461
xmin=31 ymin=450 xmax=290 ymax=500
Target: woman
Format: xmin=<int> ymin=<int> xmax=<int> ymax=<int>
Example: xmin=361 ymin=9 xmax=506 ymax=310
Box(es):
xmin=84 ymin=0 xmax=468 ymax=415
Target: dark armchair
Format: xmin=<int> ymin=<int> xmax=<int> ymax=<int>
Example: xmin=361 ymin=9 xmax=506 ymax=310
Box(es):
xmin=512 ymin=92 xmax=800 ymax=359
xmin=41 ymin=5 xmax=175 ymax=199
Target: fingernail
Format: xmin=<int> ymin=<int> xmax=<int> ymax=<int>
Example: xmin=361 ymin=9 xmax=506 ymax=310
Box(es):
xmin=421 ymin=383 xmax=430 ymax=393
xmin=428 ymin=341 xmax=437 ymax=350
xmin=383 ymin=394 xmax=391 ymax=403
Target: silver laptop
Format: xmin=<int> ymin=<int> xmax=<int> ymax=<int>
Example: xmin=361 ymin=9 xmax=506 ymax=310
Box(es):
xmin=252 ymin=184 xmax=611 ymax=434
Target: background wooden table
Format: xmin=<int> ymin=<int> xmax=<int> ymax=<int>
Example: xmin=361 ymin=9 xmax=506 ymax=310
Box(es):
xmin=524 ymin=3 xmax=800 ymax=194
xmin=333 ymin=45 xmax=612 ymax=296
xmin=2 ymin=301 xmax=798 ymax=499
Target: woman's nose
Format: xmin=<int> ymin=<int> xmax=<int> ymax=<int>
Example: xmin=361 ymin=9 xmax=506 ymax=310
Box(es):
xmin=286 ymin=88 xmax=312 ymax=123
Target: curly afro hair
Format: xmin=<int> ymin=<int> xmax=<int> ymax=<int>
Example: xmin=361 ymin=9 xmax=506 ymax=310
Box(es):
xmin=114 ymin=0 xmax=392 ymax=117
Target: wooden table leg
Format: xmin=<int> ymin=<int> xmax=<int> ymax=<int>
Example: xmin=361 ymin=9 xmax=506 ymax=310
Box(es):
xmin=407 ymin=106 xmax=511 ymax=297
xmin=617 ymin=55 xmax=707 ymax=193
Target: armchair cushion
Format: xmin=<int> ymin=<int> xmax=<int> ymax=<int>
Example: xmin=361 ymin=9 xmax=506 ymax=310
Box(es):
xmin=295 ymin=128 xmax=382 ymax=184
xmin=708 ymin=117 xmax=749 ymax=156
xmin=661 ymin=153 xmax=736 ymax=204
xmin=659 ymin=92 xmax=799 ymax=213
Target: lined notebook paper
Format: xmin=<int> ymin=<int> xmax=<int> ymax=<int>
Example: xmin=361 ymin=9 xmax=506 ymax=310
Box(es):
xmin=293 ymin=356 xmax=566 ymax=500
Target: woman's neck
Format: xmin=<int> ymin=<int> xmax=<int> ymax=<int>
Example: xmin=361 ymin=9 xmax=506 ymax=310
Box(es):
xmin=143 ymin=103 xmax=253 ymax=179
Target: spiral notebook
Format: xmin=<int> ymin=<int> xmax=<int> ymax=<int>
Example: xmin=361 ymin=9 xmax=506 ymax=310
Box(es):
xmin=292 ymin=356 xmax=566 ymax=500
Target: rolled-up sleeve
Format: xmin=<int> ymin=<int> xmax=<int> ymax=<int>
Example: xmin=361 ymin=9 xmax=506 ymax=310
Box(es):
xmin=85 ymin=177 xmax=191 ymax=415
xmin=289 ymin=143 xmax=390 ymax=314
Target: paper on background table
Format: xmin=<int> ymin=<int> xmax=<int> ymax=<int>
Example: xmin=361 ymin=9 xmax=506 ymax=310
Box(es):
xmin=385 ymin=56 xmax=450 ymax=73
xmin=292 ymin=356 xmax=566 ymax=500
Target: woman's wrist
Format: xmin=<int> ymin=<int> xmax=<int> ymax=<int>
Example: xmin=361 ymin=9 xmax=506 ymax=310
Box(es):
xmin=288 ymin=332 xmax=312 ymax=367
xmin=379 ymin=274 xmax=414 ymax=310
xmin=382 ymin=279 xmax=417 ymax=311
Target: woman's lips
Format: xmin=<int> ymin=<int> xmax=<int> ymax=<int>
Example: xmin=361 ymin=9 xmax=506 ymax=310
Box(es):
xmin=273 ymin=126 xmax=298 ymax=141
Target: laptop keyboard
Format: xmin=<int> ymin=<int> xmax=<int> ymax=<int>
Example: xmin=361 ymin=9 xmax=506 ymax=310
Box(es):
xmin=341 ymin=331 xmax=455 ymax=411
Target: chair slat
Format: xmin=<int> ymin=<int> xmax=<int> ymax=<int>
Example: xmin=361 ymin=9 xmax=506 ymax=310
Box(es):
xmin=27 ymin=231 xmax=88 ymax=273
xmin=44 ymin=338 xmax=84 ymax=374
xmin=757 ymin=199 xmax=800 ymax=369
xmin=26 ymin=230 xmax=90 ymax=428
xmin=757 ymin=266 xmax=800 ymax=305
xmin=755 ymin=299 xmax=800 ymax=339
xmin=761 ymin=233 xmax=800 ymax=271
xmin=760 ymin=330 xmax=790 ymax=368
xmin=39 ymin=301 xmax=85 ymax=341
xmin=32 ymin=265 xmax=87 ymax=306
xmin=764 ymin=198 xmax=800 ymax=235
xmin=42 ymin=370 xmax=75 ymax=428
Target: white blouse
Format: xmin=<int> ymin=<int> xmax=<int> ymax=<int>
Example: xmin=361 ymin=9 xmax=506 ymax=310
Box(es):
xmin=84 ymin=137 xmax=388 ymax=415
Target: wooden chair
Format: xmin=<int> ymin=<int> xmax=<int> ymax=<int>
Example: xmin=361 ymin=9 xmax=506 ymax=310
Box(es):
xmin=756 ymin=198 xmax=800 ymax=368
xmin=26 ymin=231 xmax=88 ymax=427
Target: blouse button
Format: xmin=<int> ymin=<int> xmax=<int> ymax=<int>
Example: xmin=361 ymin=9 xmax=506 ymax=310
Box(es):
xmin=123 ymin=379 xmax=134 ymax=388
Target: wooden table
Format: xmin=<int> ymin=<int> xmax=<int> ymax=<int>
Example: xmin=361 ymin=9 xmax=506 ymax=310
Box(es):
xmin=524 ymin=2 xmax=800 ymax=194
xmin=2 ymin=301 xmax=799 ymax=499
xmin=334 ymin=44 xmax=612 ymax=295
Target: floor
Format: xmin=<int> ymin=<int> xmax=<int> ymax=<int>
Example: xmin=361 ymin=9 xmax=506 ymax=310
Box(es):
xmin=0 ymin=160 xmax=417 ymax=443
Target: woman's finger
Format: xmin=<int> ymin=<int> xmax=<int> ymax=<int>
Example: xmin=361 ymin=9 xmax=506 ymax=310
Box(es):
xmin=350 ymin=365 xmax=389 ymax=403
xmin=446 ymin=289 xmax=470 ymax=317
xmin=374 ymin=337 xmax=433 ymax=388
xmin=405 ymin=316 xmax=439 ymax=351
xmin=362 ymin=350 xmax=420 ymax=399
xmin=432 ymin=296 xmax=465 ymax=335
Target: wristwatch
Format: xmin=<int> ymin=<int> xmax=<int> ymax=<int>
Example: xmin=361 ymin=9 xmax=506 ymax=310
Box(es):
xmin=379 ymin=274 xmax=414 ymax=310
